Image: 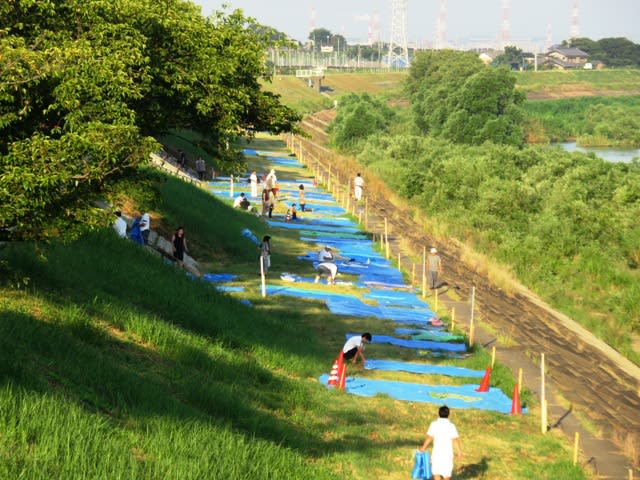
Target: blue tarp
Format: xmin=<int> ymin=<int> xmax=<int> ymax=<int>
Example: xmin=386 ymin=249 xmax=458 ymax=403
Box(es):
xmin=319 ymin=375 xmax=518 ymax=413
xmin=326 ymin=298 xmax=435 ymax=325
xmin=264 ymin=285 xmax=358 ymax=301
xmin=266 ymin=221 xmax=361 ymax=234
xmin=363 ymin=290 xmax=429 ymax=308
xmin=364 ymin=359 xmax=483 ymax=378
xmin=395 ymin=328 xmax=464 ymax=342
xmin=203 ymin=273 xmax=238 ymax=283
xmin=346 ymin=333 xmax=465 ymax=352
xmin=215 ymin=286 xmax=245 ymax=293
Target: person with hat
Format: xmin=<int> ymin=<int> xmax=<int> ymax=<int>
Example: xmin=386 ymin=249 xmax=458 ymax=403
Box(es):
xmin=315 ymin=245 xmax=337 ymax=284
xmin=428 ymin=247 xmax=442 ymax=289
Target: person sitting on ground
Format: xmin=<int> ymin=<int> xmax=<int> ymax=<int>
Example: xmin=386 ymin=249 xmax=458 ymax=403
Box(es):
xmin=342 ymin=332 xmax=372 ymax=365
xmin=171 ymin=226 xmax=189 ymax=267
xmin=113 ymin=210 xmax=127 ymax=238
xmin=233 ymin=193 xmax=248 ymax=209
xmin=285 ymin=203 xmax=297 ymax=221
xmin=419 ymin=405 xmax=462 ymax=480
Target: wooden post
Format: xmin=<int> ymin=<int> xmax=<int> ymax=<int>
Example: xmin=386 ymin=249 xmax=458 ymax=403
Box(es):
xmin=629 ymin=468 xmax=633 ymax=480
xmin=573 ymin=432 xmax=580 ymax=465
xmin=397 ymin=252 xmax=401 ymax=271
xmin=451 ymin=307 xmax=455 ymax=330
xmin=230 ymin=174 xmax=234 ymax=198
xmin=412 ymin=263 xmax=416 ymax=285
xmin=469 ymin=287 xmax=476 ymax=346
xmin=385 ymin=232 xmax=390 ymax=259
xmin=384 ymin=217 xmax=388 ymax=240
xmin=541 ymin=353 xmax=547 ymax=434
xmin=491 ymin=346 xmax=496 ymax=368
xmin=435 ymin=288 xmax=439 ymax=312
xmin=260 ymin=257 xmax=266 ymax=298
xmin=422 ymin=247 xmax=427 ymax=298
xmin=518 ymin=368 xmax=523 ymax=394
xmin=358 ymin=211 xmax=363 ymax=224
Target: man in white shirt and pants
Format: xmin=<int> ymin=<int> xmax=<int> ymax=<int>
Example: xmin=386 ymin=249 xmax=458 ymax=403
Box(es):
xmin=353 ymin=173 xmax=365 ymax=201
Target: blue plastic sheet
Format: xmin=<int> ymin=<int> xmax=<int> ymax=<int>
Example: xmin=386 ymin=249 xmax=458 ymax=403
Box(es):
xmin=215 ymin=286 xmax=245 ymax=293
xmin=318 ymin=375 xmax=517 ymax=413
xmin=395 ymin=328 xmax=464 ymax=342
xmin=202 ymin=273 xmax=238 ymax=283
xmin=264 ymin=285 xmax=358 ymax=301
xmin=346 ymin=333 xmax=466 ymax=352
xmin=266 ymin=221 xmax=361 ymax=234
xmin=326 ymin=298 xmax=435 ymax=325
xmin=364 ymin=359 xmax=483 ymax=378
xmin=412 ymin=450 xmax=431 ymax=480
xmin=363 ymin=290 xmax=429 ymax=308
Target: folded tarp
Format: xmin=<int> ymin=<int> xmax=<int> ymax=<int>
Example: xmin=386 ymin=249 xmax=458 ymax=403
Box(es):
xmin=202 ymin=273 xmax=238 ymax=283
xmin=346 ymin=333 xmax=465 ymax=352
xmin=318 ymin=375 xmax=517 ymax=413
xmin=215 ymin=286 xmax=245 ymax=293
xmin=364 ymin=359 xmax=484 ymax=378
xmin=395 ymin=328 xmax=465 ymax=342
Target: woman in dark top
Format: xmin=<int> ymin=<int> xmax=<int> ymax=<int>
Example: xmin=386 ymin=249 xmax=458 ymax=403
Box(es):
xmin=171 ymin=226 xmax=188 ymax=266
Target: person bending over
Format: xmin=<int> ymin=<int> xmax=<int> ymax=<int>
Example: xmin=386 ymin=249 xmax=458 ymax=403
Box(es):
xmin=342 ymin=333 xmax=372 ymax=365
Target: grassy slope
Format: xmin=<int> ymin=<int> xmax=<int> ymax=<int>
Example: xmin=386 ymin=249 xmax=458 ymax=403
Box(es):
xmin=0 ymin=166 xmax=587 ymax=479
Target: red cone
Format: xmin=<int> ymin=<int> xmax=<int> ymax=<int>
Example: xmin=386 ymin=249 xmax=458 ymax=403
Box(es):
xmin=510 ymin=385 xmax=522 ymax=415
xmin=327 ymin=357 xmax=340 ymax=386
xmin=475 ymin=367 xmax=491 ymax=392
xmin=337 ymin=362 xmax=347 ymax=391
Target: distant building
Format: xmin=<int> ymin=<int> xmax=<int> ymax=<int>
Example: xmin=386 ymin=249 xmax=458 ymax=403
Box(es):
xmin=478 ymin=52 xmax=495 ymax=65
xmin=546 ymin=46 xmax=589 ymax=69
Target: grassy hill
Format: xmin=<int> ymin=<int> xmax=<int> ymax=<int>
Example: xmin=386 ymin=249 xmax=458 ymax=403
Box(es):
xmin=0 ymin=165 xmax=587 ymax=479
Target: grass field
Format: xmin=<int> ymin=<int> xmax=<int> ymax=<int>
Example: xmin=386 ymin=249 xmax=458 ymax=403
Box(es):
xmin=264 ymin=69 xmax=640 ymax=114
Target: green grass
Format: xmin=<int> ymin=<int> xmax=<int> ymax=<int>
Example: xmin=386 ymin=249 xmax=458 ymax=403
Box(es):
xmin=0 ymin=163 xmax=591 ymax=478
xmin=515 ymin=68 xmax=640 ymax=97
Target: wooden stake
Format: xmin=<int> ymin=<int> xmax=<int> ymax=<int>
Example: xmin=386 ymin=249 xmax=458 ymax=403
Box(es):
xmin=412 ymin=263 xmax=416 ymax=285
xmin=230 ymin=174 xmax=234 ymax=198
xmin=491 ymin=346 xmax=496 ymax=368
xmin=397 ymin=252 xmax=401 ymax=271
xmin=358 ymin=211 xmax=363 ymax=224
xmin=518 ymin=368 xmax=523 ymax=394
xmin=573 ymin=432 xmax=580 ymax=465
xmin=541 ymin=353 xmax=547 ymax=434
xmin=451 ymin=307 xmax=455 ymax=330
xmin=260 ymin=257 xmax=266 ymax=298
xmin=384 ymin=217 xmax=388 ymax=240
xmin=364 ymin=198 xmax=369 ymax=229
xmin=422 ymin=247 xmax=427 ymax=298
xmin=435 ymin=288 xmax=439 ymax=312
xmin=629 ymin=468 xmax=633 ymax=480
xmin=469 ymin=287 xmax=476 ymax=346
xmin=385 ymin=232 xmax=390 ymax=259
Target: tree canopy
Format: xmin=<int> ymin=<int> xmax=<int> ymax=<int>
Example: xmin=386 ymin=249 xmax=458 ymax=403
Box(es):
xmin=562 ymin=37 xmax=640 ymax=67
xmin=0 ymin=0 xmax=300 ymax=240
xmin=405 ymin=50 xmax=525 ymax=146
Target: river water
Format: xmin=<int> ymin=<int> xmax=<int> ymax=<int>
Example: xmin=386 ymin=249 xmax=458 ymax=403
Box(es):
xmin=555 ymin=142 xmax=639 ymax=163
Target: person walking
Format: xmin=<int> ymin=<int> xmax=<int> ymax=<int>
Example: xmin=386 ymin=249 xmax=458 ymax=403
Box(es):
xmin=259 ymin=235 xmax=271 ymax=276
xmin=298 ymin=184 xmax=306 ymax=212
xmin=171 ymin=226 xmax=189 ymax=267
xmin=196 ymin=156 xmax=206 ymax=181
xmin=353 ymin=173 xmax=365 ymax=201
xmin=250 ymin=170 xmax=258 ymax=198
xmin=428 ymin=247 xmax=442 ymax=289
xmin=419 ymin=405 xmax=462 ymax=480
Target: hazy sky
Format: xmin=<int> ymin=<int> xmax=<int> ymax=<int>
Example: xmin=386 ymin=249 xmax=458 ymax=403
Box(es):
xmin=193 ymin=0 xmax=639 ymax=48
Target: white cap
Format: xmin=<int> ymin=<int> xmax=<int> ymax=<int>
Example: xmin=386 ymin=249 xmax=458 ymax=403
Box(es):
xmin=430 ymin=248 xmax=437 ymax=253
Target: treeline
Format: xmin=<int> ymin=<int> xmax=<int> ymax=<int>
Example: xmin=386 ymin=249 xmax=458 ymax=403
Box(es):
xmin=329 ymin=51 xmax=640 ymax=361
xmin=0 ymin=0 xmax=299 ymax=241
xmin=562 ymin=37 xmax=640 ymax=67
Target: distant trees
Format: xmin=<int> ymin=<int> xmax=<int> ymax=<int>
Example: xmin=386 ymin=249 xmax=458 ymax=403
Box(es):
xmin=562 ymin=37 xmax=640 ymax=67
xmin=328 ymin=94 xmax=394 ymax=151
xmin=0 ymin=0 xmax=299 ymax=240
xmin=493 ymin=46 xmax=525 ymax=67
xmin=308 ymin=28 xmax=347 ymax=52
xmin=405 ymin=50 xmax=525 ymax=146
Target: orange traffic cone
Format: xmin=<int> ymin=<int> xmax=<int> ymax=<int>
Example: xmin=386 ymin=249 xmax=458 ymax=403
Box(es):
xmin=327 ymin=357 xmax=340 ymax=386
xmin=475 ymin=367 xmax=491 ymax=392
xmin=337 ymin=362 xmax=347 ymax=391
xmin=510 ymin=385 xmax=522 ymax=415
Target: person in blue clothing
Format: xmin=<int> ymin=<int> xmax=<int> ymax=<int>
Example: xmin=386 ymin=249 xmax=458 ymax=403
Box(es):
xmin=129 ymin=215 xmax=145 ymax=245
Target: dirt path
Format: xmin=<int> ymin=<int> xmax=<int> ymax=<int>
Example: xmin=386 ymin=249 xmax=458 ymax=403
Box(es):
xmin=293 ymin=112 xmax=640 ymax=479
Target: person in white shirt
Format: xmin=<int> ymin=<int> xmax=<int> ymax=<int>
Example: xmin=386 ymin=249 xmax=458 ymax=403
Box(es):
xmin=250 ymin=170 xmax=258 ymax=198
xmin=353 ymin=173 xmax=365 ymax=201
xmin=419 ymin=405 xmax=462 ymax=480
xmin=342 ymin=333 xmax=372 ymax=365
xmin=233 ymin=193 xmax=247 ymax=209
xmin=113 ymin=211 xmax=127 ymax=238
xmin=265 ymin=169 xmax=278 ymax=196
xmin=139 ymin=212 xmax=150 ymax=244
xmin=317 ymin=245 xmax=334 ymax=263
xmin=315 ymin=246 xmax=337 ymax=284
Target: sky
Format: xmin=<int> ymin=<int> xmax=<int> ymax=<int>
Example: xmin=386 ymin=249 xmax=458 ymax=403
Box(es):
xmin=192 ymin=0 xmax=639 ymax=50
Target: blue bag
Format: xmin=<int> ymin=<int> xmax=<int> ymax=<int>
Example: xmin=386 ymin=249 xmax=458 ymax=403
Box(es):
xmin=411 ymin=450 xmax=431 ymax=479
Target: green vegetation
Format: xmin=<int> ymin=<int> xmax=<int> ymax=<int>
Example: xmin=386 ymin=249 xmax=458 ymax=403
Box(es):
xmin=515 ymin=69 xmax=640 ymax=97
xmin=524 ymin=96 xmax=640 ymax=146
xmin=562 ymin=37 xmax=640 ymax=67
xmin=329 ymin=56 xmax=640 ymax=364
xmin=0 ymin=0 xmax=299 ymax=241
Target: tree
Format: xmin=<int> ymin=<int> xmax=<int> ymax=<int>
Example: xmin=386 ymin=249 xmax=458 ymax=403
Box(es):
xmin=0 ymin=0 xmax=300 ymax=240
xmin=492 ymin=46 xmax=524 ymax=68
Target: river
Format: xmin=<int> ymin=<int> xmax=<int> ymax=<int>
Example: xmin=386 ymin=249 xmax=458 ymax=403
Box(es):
xmin=555 ymin=142 xmax=640 ymax=163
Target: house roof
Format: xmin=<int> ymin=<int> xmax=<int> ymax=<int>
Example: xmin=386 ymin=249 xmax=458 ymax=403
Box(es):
xmin=548 ymin=47 xmax=589 ymax=58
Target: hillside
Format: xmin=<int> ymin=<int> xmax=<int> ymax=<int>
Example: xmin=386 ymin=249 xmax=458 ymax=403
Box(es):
xmin=0 ymin=155 xmax=589 ymax=478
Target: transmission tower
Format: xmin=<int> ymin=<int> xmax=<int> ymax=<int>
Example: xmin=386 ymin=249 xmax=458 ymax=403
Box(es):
xmin=546 ymin=23 xmax=553 ymax=50
xmin=388 ymin=0 xmax=409 ymax=67
xmin=501 ymin=0 xmax=510 ymax=48
xmin=570 ymin=0 xmax=579 ymax=39
xmin=310 ymin=5 xmax=316 ymax=33
xmin=435 ymin=0 xmax=447 ymax=49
